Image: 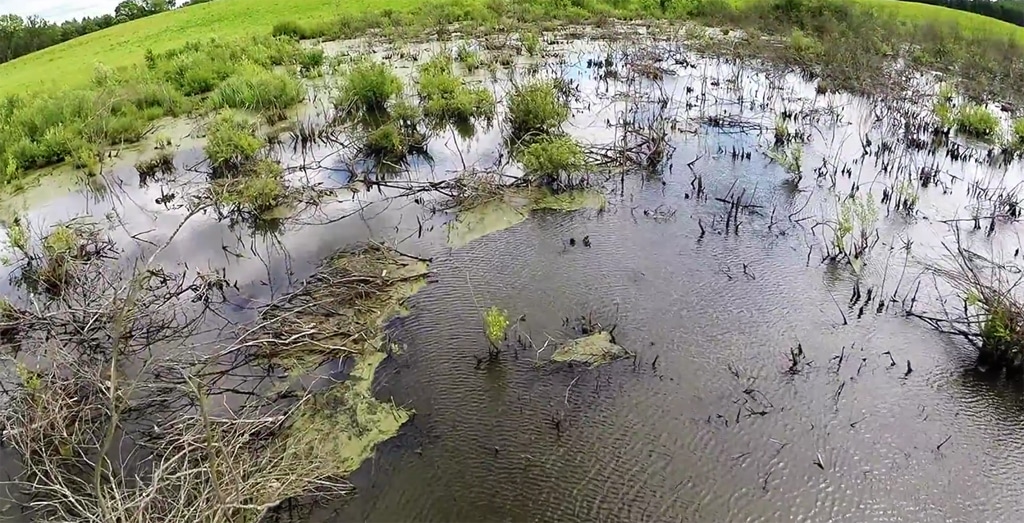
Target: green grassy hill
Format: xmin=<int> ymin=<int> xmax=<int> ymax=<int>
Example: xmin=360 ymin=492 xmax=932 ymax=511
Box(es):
xmin=2 ymin=0 xmax=1024 ymax=96
xmin=0 ymin=0 xmax=418 ymax=96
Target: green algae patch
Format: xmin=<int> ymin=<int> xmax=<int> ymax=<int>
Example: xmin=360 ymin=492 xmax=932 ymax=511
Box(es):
xmin=0 ymin=168 xmax=82 ymax=225
xmin=243 ymin=244 xmax=429 ymax=479
xmin=447 ymin=194 xmax=531 ymax=248
xmin=284 ymin=350 xmax=411 ymax=476
xmin=534 ymin=189 xmax=607 ymax=212
xmin=551 ymin=331 xmax=630 ymax=367
xmin=447 ymin=187 xmax=606 ymax=248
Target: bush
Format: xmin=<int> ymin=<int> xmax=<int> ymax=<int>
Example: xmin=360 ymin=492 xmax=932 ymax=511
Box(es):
xmin=299 ymin=48 xmax=326 ymax=77
xmin=788 ymin=29 xmax=823 ymax=59
xmin=208 ymin=67 xmax=305 ymax=113
xmin=204 ymin=111 xmax=264 ymax=175
xmin=483 ymin=306 xmax=509 ymax=346
xmin=335 ymin=59 xmax=403 ymax=114
xmin=272 ymin=20 xmax=316 ymax=40
xmin=1011 ymin=118 xmax=1024 ymax=150
xmin=0 ymin=35 xmax=312 ymax=184
xmin=456 ymin=44 xmax=482 ymax=72
xmin=934 ymin=87 xmax=955 ymax=129
xmin=216 ymin=160 xmax=287 ymax=215
xmin=417 ymin=55 xmax=495 ymax=126
xmin=4 ymin=217 xmax=28 ymax=255
xmin=38 ymin=225 xmax=83 ymax=291
xmin=113 ymin=81 xmax=190 ymax=117
xmin=70 ymin=143 xmax=101 ymax=176
xmin=521 ymin=31 xmax=541 ymax=56
xmin=391 ymin=100 xmax=423 ymax=131
xmin=152 ymin=36 xmax=306 ymax=97
xmin=365 ymin=124 xmax=406 ymax=159
xmin=518 ymin=136 xmax=588 ymax=189
xmin=506 ymin=80 xmax=570 ymax=140
xmin=954 ymin=104 xmax=1000 ymax=141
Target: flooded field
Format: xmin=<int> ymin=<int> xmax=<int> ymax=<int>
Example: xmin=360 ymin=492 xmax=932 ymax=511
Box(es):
xmin=3 ymin=25 xmax=1024 ymax=522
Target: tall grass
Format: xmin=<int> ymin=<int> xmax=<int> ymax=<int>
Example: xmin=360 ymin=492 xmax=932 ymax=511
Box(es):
xmin=0 ymin=34 xmax=308 ymax=187
xmin=334 ymin=59 xmax=403 ymax=114
xmin=208 ymin=67 xmax=305 ymax=113
xmin=204 ymin=111 xmax=265 ymax=175
xmin=506 ymin=79 xmax=570 ymax=141
xmin=954 ymin=103 xmax=1001 ymax=141
xmin=417 ymin=54 xmax=495 ymax=127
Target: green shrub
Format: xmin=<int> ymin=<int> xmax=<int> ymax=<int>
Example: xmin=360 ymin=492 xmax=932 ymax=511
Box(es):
xmin=506 ymin=80 xmax=570 ymax=140
xmin=456 ymin=44 xmax=482 ymax=72
xmin=391 ymin=100 xmax=423 ymax=131
xmin=158 ymin=51 xmax=237 ymax=96
xmin=70 ymin=143 xmax=101 ymax=176
xmin=483 ymin=306 xmax=509 ymax=346
xmin=298 ymin=48 xmax=326 ymax=77
xmin=0 ymin=35 xmax=311 ymax=184
xmin=365 ymin=123 xmax=406 ymax=159
xmin=152 ymin=36 xmax=305 ymax=97
xmin=208 ymin=67 xmax=305 ymax=113
xmin=113 ymin=81 xmax=190 ymax=117
xmin=788 ymin=29 xmax=822 ymax=59
xmin=521 ymin=31 xmax=541 ymax=56
xmin=5 ymin=217 xmax=28 ymax=255
xmin=954 ymin=104 xmax=1000 ymax=141
xmin=93 ymin=105 xmax=159 ymax=144
xmin=272 ymin=20 xmax=316 ymax=40
xmin=335 ymin=59 xmax=403 ymax=114
xmin=204 ymin=111 xmax=264 ymax=174
xmin=518 ymin=136 xmax=587 ymax=181
xmin=933 ymin=83 xmax=956 ymax=128
xmin=42 ymin=225 xmax=78 ymax=261
xmin=37 ymin=224 xmax=84 ymax=290
xmin=1011 ymin=118 xmax=1024 ymax=150
xmin=417 ymin=55 xmax=495 ymax=126
xmin=217 ymin=160 xmax=287 ymax=215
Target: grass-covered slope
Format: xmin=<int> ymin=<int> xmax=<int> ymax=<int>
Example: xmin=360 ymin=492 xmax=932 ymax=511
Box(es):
xmin=0 ymin=0 xmax=419 ymax=96
xmin=2 ymin=0 xmax=1024 ymax=96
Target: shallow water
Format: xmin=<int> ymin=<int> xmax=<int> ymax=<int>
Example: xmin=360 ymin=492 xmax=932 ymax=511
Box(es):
xmin=4 ymin=31 xmax=1024 ymax=522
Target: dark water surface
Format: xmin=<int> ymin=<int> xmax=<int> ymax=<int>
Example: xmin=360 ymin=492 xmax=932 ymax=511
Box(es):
xmin=3 ymin=32 xmax=1024 ymax=522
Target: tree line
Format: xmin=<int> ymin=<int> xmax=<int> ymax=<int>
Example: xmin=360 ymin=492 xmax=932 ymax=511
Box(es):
xmin=0 ymin=0 xmax=214 ymax=65
xmin=901 ymin=0 xmax=1024 ymax=27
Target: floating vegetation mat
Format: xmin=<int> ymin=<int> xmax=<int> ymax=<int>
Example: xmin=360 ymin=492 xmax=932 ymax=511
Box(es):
xmin=551 ymin=331 xmax=630 ymax=367
xmin=238 ymin=242 xmax=430 ymax=476
xmin=447 ymin=187 xmax=606 ymax=247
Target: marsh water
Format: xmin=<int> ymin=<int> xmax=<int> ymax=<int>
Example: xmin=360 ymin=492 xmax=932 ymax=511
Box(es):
xmin=4 ymin=29 xmax=1024 ymax=522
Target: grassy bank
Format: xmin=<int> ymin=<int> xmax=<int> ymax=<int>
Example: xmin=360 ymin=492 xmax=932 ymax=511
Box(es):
xmin=3 ymin=0 xmax=1024 ymax=188
xmin=0 ymin=0 xmax=418 ymax=96
xmin=1 ymin=0 xmax=1023 ymax=96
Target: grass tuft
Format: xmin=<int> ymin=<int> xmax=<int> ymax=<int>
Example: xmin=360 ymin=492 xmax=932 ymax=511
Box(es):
xmin=521 ymin=31 xmax=542 ymax=56
xmin=135 ymin=151 xmax=177 ymax=185
xmin=204 ymin=111 xmax=265 ymax=175
xmin=954 ymin=103 xmax=1000 ymax=141
xmin=518 ymin=135 xmax=588 ymax=190
xmin=417 ymin=54 xmax=495 ymax=127
xmin=208 ymin=67 xmax=305 ymax=113
xmin=506 ymin=79 xmax=570 ymax=141
xmin=215 ymin=160 xmax=288 ymax=216
xmin=365 ymin=123 xmax=407 ymax=160
xmin=483 ymin=306 xmax=509 ymax=346
xmin=1011 ymin=118 xmax=1024 ymax=151
xmin=335 ymin=59 xmax=403 ymax=115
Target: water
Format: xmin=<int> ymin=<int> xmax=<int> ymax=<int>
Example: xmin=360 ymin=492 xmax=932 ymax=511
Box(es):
xmin=4 ymin=29 xmax=1024 ymax=522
